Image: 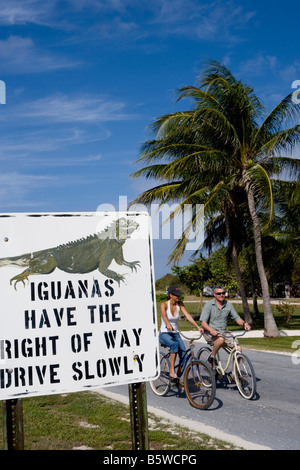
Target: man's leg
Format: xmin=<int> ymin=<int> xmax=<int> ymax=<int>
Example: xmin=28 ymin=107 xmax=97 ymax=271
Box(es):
xmin=212 ymin=335 xmax=225 ymax=357
xmin=207 ymin=335 xmax=225 ymax=369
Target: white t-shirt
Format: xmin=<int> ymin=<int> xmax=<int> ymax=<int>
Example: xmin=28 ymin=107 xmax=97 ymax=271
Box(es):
xmin=160 ymin=300 xmax=180 ymax=333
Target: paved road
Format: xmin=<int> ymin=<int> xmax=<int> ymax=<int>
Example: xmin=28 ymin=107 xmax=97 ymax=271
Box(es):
xmin=99 ymin=348 xmax=300 ymax=450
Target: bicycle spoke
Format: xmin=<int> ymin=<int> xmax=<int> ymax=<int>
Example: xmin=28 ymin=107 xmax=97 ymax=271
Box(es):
xmin=184 ymin=361 xmax=216 ymax=410
xmin=234 ymin=354 xmax=256 ymax=400
xmin=197 ymin=347 xmax=212 ymax=363
xmin=150 ymin=353 xmax=170 ymax=396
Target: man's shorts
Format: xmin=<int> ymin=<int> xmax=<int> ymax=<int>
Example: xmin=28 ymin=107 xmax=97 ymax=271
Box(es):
xmin=203 ymin=330 xmax=238 ymax=349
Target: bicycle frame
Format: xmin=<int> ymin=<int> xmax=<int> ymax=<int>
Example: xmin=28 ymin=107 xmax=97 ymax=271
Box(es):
xmin=151 ymin=331 xmax=216 ymax=408
xmin=162 ymin=332 xmax=200 ymax=379
xmin=197 ymin=330 xmax=256 ymax=400
xmin=213 ymin=331 xmax=247 ymax=378
xmin=174 ymin=348 xmax=193 ymax=378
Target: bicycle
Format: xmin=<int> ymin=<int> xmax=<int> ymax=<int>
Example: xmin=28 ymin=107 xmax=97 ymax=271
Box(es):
xmin=197 ymin=331 xmax=257 ymax=400
xmin=150 ymin=331 xmax=216 ymax=409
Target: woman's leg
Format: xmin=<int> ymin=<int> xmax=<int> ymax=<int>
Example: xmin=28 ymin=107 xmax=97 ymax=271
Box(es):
xmin=173 ymin=333 xmax=186 ymax=376
xmin=159 ymin=333 xmax=180 ymax=377
xmin=169 ymin=353 xmax=177 ymax=378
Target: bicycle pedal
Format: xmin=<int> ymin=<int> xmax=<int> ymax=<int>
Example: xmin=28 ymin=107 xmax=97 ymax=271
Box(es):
xmin=226 ymin=373 xmax=235 ymax=384
xmin=170 ymin=376 xmax=179 ymax=384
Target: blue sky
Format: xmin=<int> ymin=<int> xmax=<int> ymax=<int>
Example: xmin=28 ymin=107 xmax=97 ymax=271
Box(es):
xmin=0 ymin=0 xmax=299 ymax=279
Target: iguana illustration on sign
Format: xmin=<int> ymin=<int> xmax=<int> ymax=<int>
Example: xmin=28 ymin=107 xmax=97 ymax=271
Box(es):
xmin=0 ymin=217 xmax=140 ymax=288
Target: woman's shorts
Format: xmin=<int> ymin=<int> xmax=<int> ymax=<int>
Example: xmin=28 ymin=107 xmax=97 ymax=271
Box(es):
xmin=159 ymin=332 xmax=186 ymax=357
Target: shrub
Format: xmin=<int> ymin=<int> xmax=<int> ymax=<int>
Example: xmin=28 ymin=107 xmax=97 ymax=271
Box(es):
xmin=275 ymin=302 xmax=295 ymax=323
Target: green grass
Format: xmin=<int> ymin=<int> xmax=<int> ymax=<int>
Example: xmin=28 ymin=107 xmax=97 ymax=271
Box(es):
xmin=238 ymin=336 xmax=300 ymax=353
xmin=0 ymin=391 xmax=240 ymax=450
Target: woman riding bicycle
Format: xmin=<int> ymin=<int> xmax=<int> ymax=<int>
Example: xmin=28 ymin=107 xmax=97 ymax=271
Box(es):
xmin=159 ymin=286 xmax=203 ymax=387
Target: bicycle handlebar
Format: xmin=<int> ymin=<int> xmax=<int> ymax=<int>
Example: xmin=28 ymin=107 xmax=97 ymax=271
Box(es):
xmin=233 ymin=330 xmax=248 ymax=338
xmin=216 ymin=330 xmax=247 ymax=339
xmin=180 ymin=331 xmax=203 ymax=342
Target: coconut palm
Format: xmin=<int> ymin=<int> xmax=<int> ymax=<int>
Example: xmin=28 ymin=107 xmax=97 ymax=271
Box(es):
xmin=131 ymin=59 xmax=300 ymax=337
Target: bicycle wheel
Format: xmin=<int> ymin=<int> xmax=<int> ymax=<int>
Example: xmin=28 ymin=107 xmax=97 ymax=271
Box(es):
xmin=233 ymin=353 xmax=256 ymax=400
xmin=150 ymin=352 xmax=170 ymax=396
xmin=197 ymin=346 xmax=212 ymax=362
xmin=184 ymin=360 xmax=216 ymax=409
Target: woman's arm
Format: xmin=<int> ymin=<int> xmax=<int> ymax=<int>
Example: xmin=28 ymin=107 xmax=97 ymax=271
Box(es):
xmin=180 ymin=303 xmax=203 ymax=332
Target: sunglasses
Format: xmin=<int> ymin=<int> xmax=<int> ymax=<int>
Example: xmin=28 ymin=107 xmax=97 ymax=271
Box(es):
xmin=215 ymin=292 xmax=226 ymax=295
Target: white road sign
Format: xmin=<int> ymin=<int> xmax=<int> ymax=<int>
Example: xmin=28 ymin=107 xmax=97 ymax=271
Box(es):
xmin=0 ymin=212 xmax=159 ymax=400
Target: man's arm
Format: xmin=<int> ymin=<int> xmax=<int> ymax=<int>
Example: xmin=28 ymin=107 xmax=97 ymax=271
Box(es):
xmin=201 ymin=321 xmax=219 ymax=337
xmin=236 ymin=317 xmax=251 ymax=330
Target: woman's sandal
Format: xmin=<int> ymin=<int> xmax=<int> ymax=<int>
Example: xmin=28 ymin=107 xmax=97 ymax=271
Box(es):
xmin=169 ymin=372 xmax=178 ymax=379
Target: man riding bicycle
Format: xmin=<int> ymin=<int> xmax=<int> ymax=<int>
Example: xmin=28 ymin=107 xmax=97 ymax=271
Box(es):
xmin=200 ymin=285 xmax=251 ymax=369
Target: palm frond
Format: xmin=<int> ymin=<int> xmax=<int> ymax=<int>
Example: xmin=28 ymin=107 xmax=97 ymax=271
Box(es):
xmin=254 ymin=93 xmax=300 ymax=146
xmin=257 ymin=124 xmax=300 ymax=158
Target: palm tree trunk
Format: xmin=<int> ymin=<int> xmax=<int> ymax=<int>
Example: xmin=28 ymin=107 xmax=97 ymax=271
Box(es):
xmin=246 ymin=184 xmax=280 ymax=337
xmin=231 ymin=243 xmax=253 ymax=324
xmin=245 ymin=250 xmax=260 ymax=318
xmin=224 ymin=210 xmax=252 ymax=324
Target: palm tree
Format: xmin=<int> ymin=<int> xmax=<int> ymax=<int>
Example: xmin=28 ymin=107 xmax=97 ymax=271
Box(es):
xmin=131 ymin=59 xmax=300 ymax=337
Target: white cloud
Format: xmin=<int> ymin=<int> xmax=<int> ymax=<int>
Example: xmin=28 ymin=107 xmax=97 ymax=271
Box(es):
xmin=145 ymin=0 xmax=256 ymax=42
xmin=0 ymin=0 xmax=257 ymax=58
xmin=0 ymin=36 xmax=80 ymax=73
xmin=239 ymin=53 xmax=279 ymax=76
xmin=0 ymin=171 xmax=57 ymax=187
xmin=24 ymin=154 xmax=102 ymax=167
xmin=0 ymin=169 xmax=104 ymax=209
xmin=279 ymin=61 xmax=300 ymax=84
xmin=12 ymin=94 xmax=134 ymax=123
xmin=66 ymin=0 xmax=127 ymax=13
xmin=0 ymin=1 xmax=54 ymax=25
xmin=0 ymin=171 xmax=58 ymax=209
xmin=0 ymin=93 xmax=136 ymax=164
xmin=0 ymin=128 xmax=99 ymax=156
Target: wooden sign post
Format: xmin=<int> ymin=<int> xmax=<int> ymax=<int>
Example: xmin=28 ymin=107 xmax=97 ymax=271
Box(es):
xmin=2 ymin=399 xmax=24 ymax=450
xmin=129 ymin=382 xmax=149 ymax=450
